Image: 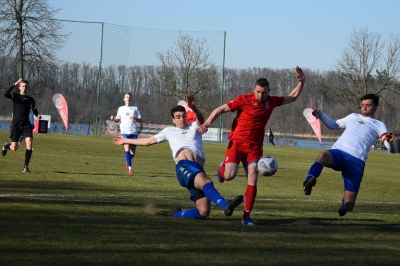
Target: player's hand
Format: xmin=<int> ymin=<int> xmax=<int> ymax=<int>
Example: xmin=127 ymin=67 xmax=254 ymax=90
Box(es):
xmin=386 ymin=132 xmax=396 ymax=142
xmin=113 ymin=136 xmax=125 ymax=145
xmin=296 ymin=66 xmax=306 ymax=83
xmin=37 ymin=114 xmax=42 ymax=119
xmin=185 ymin=94 xmax=195 ymax=109
xmin=312 ymin=108 xmax=320 ymax=119
xmin=14 ymin=78 xmax=23 ymax=86
xmin=198 ymin=124 xmax=209 ymax=135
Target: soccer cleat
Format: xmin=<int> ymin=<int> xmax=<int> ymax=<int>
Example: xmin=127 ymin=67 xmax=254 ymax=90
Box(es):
xmin=217 ymin=162 xmax=225 ymax=183
xmin=224 ymin=195 xmax=244 ymax=216
xmin=128 ymin=168 xmax=134 ymax=174
xmin=2 ymin=142 xmax=8 ymax=156
xmin=242 ymin=217 xmax=255 ymax=226
xmin=339 ymin=199 xmax=347 ymax=217
xmin=156 ymin=206 xmax=181 ymax=216
xmin=22 ymin=166 xmax=30 ymax=173
xmin=303 ymin=177 xmax=317 ymax=195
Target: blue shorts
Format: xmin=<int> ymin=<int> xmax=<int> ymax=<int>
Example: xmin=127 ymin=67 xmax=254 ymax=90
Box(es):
xmin=175 ymin=160 xmax=206 ymax=202
xmin=328 ymin=149 xmax=365 ymax=193
xmin=122 ymin=134 xmax=137 ymax=145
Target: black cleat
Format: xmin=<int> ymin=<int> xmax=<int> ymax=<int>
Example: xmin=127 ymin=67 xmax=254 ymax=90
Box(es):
xmin=156 ymin=206 xmax=181 ymax=216
xmin=303 ymin=177 xmax=317 ymax=195
xmin=339 ymin=199 xmax=347 ymax=217
xmin=22 ymin=166 xmax=31 ymax=173
xmin=224 ymin=195 xmax=244 ymax=216
xmin=2 ymin=142 xmax=8 ymax=156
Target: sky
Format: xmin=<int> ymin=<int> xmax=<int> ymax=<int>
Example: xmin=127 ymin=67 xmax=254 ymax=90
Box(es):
xmin=48 ymin=0 xmax=400 ymax=71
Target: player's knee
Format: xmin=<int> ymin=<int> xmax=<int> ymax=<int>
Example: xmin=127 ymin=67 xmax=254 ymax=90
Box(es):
xmin=198 ymin=209 xmax=210 ymax=218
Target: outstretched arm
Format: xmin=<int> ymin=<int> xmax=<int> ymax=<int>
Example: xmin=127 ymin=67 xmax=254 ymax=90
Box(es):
xmin=113 ymin=135 xmax=158 ymax=146
xmin=312 ymin=108 xmax=341 ymax=130
xmin=185 ymin=94 xmax=204 ymax=125
xmin=282 ymin=66 xmax=306 ymax=105
xmin=198 ymin=104 xmax=231 ymax=134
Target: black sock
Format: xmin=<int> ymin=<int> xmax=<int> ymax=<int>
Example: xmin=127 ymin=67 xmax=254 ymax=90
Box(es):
xmin=25 ymin=149 xmax=32 ymax=167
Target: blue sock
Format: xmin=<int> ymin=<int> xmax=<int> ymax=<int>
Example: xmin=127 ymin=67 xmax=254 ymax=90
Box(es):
xmin=306 ymin=162 xmax=323 ymax=181
xmin=18 ymin=135 xmax=24 ymax=143
xmin=203 ymin=182 xmax=228 ymax=209
xmin=125 ymin=152 xmax=131 ymax=167
xmin=130 ymin=153 xmax=135 ymax=160
xmin=173 ymin=208 xmax=203 ymax=219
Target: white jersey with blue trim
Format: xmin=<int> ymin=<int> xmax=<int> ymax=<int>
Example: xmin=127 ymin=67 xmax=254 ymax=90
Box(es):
xmin=332 ymin=113 xmax=388 ymax=161
xmin=154 ymin=122 xmax=205 ymax=164
xmin=116 ymin=106 xmax=142 ymax=134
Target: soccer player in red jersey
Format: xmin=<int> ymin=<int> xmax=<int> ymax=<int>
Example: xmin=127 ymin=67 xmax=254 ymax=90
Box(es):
xmin=199 ymin=66 xmax=306 ymax=226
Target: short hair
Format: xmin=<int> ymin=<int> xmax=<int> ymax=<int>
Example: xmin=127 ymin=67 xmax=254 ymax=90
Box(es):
xmin=255 ymin=78 xmax=269 ymax=88
xmin=19 ymin=79 xmax=29 ymax=85
xmin=170 ymin=105 xmax=186 ymax=118
xmin=124 ymin=92 xmax=132 ymax=97
xmin=360 ymin=94 xmax=379 ymax=106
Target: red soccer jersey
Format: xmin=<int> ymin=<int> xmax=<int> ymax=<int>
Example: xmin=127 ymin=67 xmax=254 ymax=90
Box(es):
xmin=226 ymin=93 xmax=284 ymax=145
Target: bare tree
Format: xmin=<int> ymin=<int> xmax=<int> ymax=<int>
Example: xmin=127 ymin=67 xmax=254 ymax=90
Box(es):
xmin=0 ymin=0 xmax=66 ymax=79
xmin=156 ymin=32 xmax=219 ymax=103
xmin=327 ymin=27 xmax=400 ymax=107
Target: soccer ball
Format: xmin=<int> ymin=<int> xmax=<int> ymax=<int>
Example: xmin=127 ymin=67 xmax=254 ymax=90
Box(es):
xmin=258 ymin=156 xmax=278 ymax=176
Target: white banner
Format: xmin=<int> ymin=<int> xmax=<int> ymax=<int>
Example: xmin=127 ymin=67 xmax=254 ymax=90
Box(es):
xmin=202 ymin=127 xmax=220 ymax=141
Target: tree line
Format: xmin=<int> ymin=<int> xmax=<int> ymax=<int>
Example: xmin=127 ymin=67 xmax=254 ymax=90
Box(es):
xmin=1 ymin=62 xmax=399 ymax=137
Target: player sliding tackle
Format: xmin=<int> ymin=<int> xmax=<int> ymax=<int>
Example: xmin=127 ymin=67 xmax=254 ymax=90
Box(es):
xmin=303 ymin=93 xmax=396 ymax=216
xmin=113 ymin=94 xmax=243 ymax=219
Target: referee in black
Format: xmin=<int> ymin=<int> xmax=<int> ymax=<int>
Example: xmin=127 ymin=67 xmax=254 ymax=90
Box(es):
xmin=2 ymin=78 xmax=41 ymax=172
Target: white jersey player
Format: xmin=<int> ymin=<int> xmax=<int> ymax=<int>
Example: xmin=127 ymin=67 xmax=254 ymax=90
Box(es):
xmin=303 ymin=94 xmax=396 ymax=217
xmin=112 ymin=94 xmax=243 ymax=220
xmin=110 ymin=93 xmax=142 ymax=174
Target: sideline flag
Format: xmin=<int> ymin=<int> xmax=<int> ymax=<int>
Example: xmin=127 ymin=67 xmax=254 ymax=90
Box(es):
xmin=303 ymin=108 xmax=322 ymax=144
xmin=52 ymin=94 xmax=69 ymax=132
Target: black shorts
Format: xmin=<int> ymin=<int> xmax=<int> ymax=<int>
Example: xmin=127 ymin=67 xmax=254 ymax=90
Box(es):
xmin=10 ymin=120 xmax=33 ymax=142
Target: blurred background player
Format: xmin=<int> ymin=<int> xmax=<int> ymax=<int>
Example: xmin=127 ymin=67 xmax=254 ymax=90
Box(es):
xmin=267 ymin=128 xmax=275 ymax=146
xmin=2 ymin=78 xmax=41 ymax=172
xmin=113 ymin=94 xmax=243 ymax=219
xmin=199 ymin=66 xmax=306 ymax=226
xmin=110 ymin=92 xmax=142 ymax=174
xmin=303 ymin=94 xmax=396 ymax=216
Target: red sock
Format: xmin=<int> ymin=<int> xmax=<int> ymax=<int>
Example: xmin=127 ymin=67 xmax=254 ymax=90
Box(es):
xmin=218 ymin=163 xmax=225 ymax=180
xmin=243 ymin=185 xmax=257 ymax=219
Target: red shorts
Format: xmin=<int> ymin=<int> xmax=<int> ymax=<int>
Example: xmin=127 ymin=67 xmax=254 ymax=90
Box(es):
xmin=223 ymin=140 xmax=263 ymax=166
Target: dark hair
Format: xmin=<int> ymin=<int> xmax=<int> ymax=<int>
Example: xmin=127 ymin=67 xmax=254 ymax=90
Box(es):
xmin=170 ymin=105 xmax=186 ymax=118
xmin=124 ymin=92 xmax=132 ymax=96
xmin=360 ymin=94 xmax=379 ymax=106
xmin=255 ymin=78 xmax=269 ymax=88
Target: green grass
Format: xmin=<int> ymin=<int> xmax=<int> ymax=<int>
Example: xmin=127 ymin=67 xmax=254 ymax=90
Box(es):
xmin=1 ymin=132 xmax=399 ymax=265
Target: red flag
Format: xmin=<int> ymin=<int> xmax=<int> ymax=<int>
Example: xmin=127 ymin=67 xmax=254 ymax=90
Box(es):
xmin=52 ymin=94 xmax=69 ymax=131
xmin=303 ymin=108 xmax=322 ymax=144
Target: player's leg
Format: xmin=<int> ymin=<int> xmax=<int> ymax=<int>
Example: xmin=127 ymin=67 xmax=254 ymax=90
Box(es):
xmin=303 ymin=150 xmax=334 ymax=195
xmin=241 ymin=146 xmax=260 ymax=226
xmin=122 ymin=134 xmax=133 ymax=174
xmin=217 ymin=141 xmax=241 ymax=183
xmin=22 ymin=124 xmax=34 ymax=172
xmin=194 ymin=171 xmax=243 ymax=216
xmin=3 ymin=123 xmax=21 ymax=155
xmin=242 ymin=161 xmax=258 ymax=226
xmin=339 ymin=156 xmax=364 ymax=216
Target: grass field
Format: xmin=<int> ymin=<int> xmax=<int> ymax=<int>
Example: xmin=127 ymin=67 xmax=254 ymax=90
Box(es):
xmin=1 ymin=132 xmax=399 ymax=266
